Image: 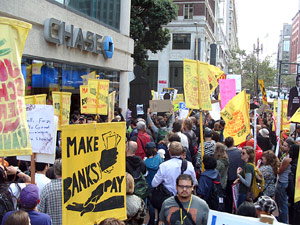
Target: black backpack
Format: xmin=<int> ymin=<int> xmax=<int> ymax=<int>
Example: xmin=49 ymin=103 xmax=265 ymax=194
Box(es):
xmin=0 ymin=191 xmax=14 ymax=223
xmin=206 ymin=180 xmax=226 ymax=211
xmin=134 ymin=172 xmax=149 ymax=200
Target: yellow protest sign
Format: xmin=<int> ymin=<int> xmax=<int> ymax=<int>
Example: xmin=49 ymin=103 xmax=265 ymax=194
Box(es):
xmin=151 ymin=90 xmax=155 ymax=100
xmin=61 ymin=122 xmax=127 ymax=225
xmin=81 ymin=71 xmax=96 ymax=85
xmin=87 ymin=79 xmax=109 ymax=115
xmin=289 ymin=106 xmax=300 ymax=123
xmin=52 ymin=91 xmax=72 ymax=130
xmin=80 ymin=85 xmax=88 ymax=114
xmin=246 ymin=94 xmax=250 ymax=111
xmin=173 ymin=94 xmax=184 ymax=105
xmin=208 ymin=65 xmax=222 ymax=94
xmin=0 ymin=17 xmax=32 ymax=156
xmin=108 ymin=91 xmax=116 ymax=122
xmin=282 ymin=100 xmax=290 ymax=131
xmin=183 ymin=59 xmax=211 ymax=110
xmin=25 ymin=94 xmax=47 ymax=105
xmin=258 ymin=80 xmax=267 ymax=104
xmin=221 ymin=90 xmax=250 ymax=145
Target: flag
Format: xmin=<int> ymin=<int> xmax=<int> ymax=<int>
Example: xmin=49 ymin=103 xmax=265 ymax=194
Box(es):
xmin=289 ymin=107 xmax=300 ymax=123
xmin=258 ymin=79 xmax=267 ymax=104
xmin=208 ymin=65 xmax=223 ymax=94
xmin=209 ymin=64 xmax=224 ymax=80
xmin=221 ymin=90 xmax=251 ymax=145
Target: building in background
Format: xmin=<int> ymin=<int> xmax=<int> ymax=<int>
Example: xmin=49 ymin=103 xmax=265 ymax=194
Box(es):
xmin=0 ymin=0 xmax=133 ymax=115
xmin=290 ymin=10 xmax=300 ymax=74
xmin=278 ymin=23 xmax=292 ymax=75
xmin=137 ymin=0 xmax=239 ymax=94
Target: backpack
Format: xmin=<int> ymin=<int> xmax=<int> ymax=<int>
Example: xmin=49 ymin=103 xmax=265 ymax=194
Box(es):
xmin=134 ymin=172 xmax=149 ymax=200
xmin=0 ymin=192 xmax=14 ymax=223
xmin=248 ymin=162 xmax=265 ymax=200
xmin=184 ymin=132 xmax=199 ymax=157
xmin=157 ymin=128 xmax=167 ymax=143
xmin=206 ymin=180 xmax=226 ymax=211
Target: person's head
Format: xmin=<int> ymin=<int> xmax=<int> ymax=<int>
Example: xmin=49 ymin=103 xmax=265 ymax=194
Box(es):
xmin=145 ymin=142 xmax=156 ymax=157
xmin=296 ymin=75 xmax=300 ymax=88
xmin=126 ymin=141 xmax=137 ymax=155
xmin=158 ymin=120 xmax=166 ymax=128
xmin=225 ymin=137 xmax=234 ymax=148
xmin=136 ymin=121 xmax=146 ymax=132
xmin=176 ymin=174 xmax=194 ymax=199
xmin=35 ymin=162 xmax=49 ymax=173
xmin=259 ymin=128 xmax=269 ymax=138
xmin=0 ymin=165 xmax=8 ymax=184
xmin=79 ymin=115 xmax=86 ymax=124
xmin=19 ymin=184 xmax=40 ymax=210
xmin=237 ymin=201 xmax=257 ymax=218
xmin=169 ymin=141 xmax=183 ymax=156
xmin=204 ymin=127 xmax=213 ymax=139
xmin=98 ymin=218 xmax=125 ymax=225
xmin=254 ymin=196 xmax=277 ymax=216
xmin=183 ymin=118 xmax=193 ymax=131
xmin=125 ymin=172 xmax=134 ymax=195
xmin=220 ymin=120 xmax=225 ymax=129
xmin=262 ymin=150 xmax=280 ymax=175
xmin=168 ymin=133 xmax=181 ymax=143
xmin=172 ymin=121 xmax=182 ymax=133
xmin=211 ymin=131 xmax=220 ymax=142
xmin=214 ymin=143 xmax=228 ymax=160
xmin=203 ymin=154 xmax=217 ymax=170
xmin=53 ymin=158 xmax=62 ymax=178
xmin=241 ymin=146 xmax=255 ymax=163
xmin=4 ymin=210 xmax=30 ymax=225
xmin=282 ymin=138 xmax=294 ymax=153
xmin=46 ymin=166 xmax=56 ymax=179
xmin=289 ymin=144 xmax=300 ymax=161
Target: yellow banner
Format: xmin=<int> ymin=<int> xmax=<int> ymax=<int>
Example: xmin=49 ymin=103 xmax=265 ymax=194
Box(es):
xmin=108 ymin=91 xmax=116 ymax=122
xmin=183 ymin=59 xmax=211 ymax=110
xmin=295 ymin=145 xmax=300 ymax=203
xmin=151 ymin=90 xmax=155 ymax=100
xmin=208 ymin=65 xmax=222 ymax=94
xmin=258 ymin=80 xmax=267 ymax=104
xmin=0 ymin=17 xmax=32 ymax=156
xmin=52 ymin=91 xmax=72 ymax=130
xmin=61 ymin=122 xmax=127 ymax=225
xmin=221 ymin=90 xmax=250 ymax=145
xmin=282 ymin=100 xmax=290 ymax=131
xmin=81 ymin=71 xmax=96 ymax=85
xmin=87 ymin=79 xmax=109 ymax=115
xmin=289 ymin=106 xmax=300 ymax=123
xmin=25 ymin=94 xmax=47 ymax=105
xmin=80 ymin=85 xmax=88 ymax=114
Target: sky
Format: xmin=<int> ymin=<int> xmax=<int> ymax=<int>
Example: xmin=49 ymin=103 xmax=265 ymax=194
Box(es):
xmin=236 ymin=0 xmax=299 ymax=63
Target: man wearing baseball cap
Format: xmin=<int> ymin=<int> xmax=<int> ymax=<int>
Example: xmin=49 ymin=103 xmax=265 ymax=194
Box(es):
xmin=1 ymin=184 xmax=52 ymax=225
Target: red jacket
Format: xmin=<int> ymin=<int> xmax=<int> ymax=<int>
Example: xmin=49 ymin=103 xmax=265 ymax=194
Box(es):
xmin=238 ymin=139 xmax=263 ymax=165
xmin=136 ymin=132 xmax=151 ymax=159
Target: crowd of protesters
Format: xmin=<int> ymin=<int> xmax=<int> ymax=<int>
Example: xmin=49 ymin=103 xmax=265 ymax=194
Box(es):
xmin=0 ymin=104 xmax=299 ymax=225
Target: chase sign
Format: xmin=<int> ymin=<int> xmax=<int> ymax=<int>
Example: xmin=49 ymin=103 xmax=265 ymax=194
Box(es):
xmin=44 ymin=18 xmax=114 ymax=59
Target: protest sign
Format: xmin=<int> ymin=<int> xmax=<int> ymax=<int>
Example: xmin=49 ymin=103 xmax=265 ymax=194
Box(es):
xmin=173 ymin=94 xmax=184 ymax=105
xmin=25 ymin=94 xmax=47 ymax=105
xmin=209 ymin=64 xmax=224 ymax=80
xmin=246 ymin=94 xmax=250 ymax=111
xmin=52 ymin=91 xmax=72 ymax=130
xmin=80 ymin=85 xmax=88 ymax=114
xmin=282 ymin=100 xmax=290 ymax=131
xmin=207 ymin=210 xmax=285 ymax=225
xmin=227 ymin=75 xmax=242 ymax=92
xmin=81 ymin=71 xmax=96 ymax=85
xmin=0 ymin=17 xmax=32 ymax=156
xmin=149 ymin=100 xmax=173 ymax=112
xmin=219 ymin=79 xmax=236 ymax=109
xmin=183 ymin=59 xmax=211 ymax=110
xmin=62 ymin=122 xmax=127 ymax=225
xmin=232 ymin=184 xmax=238 ymax=211
xmin=221 ymin=90 xmax=250 ymax=145
xmin=207 ymin=65 xmax=219 ymax=94
xmin=108 ymin=91 xmax=115 ymax=122
xmin=179 ymin=102 xmax=189 ymax=120
xmin=258 ymin=79 xmax=267 ymax=104
xmin=136 ymin=104 xmax=144 ymax=115
xmin=209 ymin=102 xmax=221 ymax=121
xmin=26 ymin=105 xmax=55 ymax=154
xmin=86 ymin=79 xmax=109 ymax=115
xmin=289 ymin=105 xmax=300 ymax=123
xmin=17 ymin=116 xmax=57 ymax=164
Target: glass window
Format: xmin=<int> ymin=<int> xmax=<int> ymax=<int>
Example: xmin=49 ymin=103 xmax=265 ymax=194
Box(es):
xmin=173 ymin=33 xmax=191 ymax=50
xmin=284 ymin=40 xmax=290 ymax=52
xmin=169 ymin=61 xmax=183 ymax=93
xmin=184 ymin=4 xmax=193 ymax=20
xmin=52 ymin=0 xmax=121 ymax=30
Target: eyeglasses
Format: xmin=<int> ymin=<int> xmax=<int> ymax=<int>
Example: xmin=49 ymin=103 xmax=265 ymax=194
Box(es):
xmin=177 ymin=185 xmax=193 ymax=189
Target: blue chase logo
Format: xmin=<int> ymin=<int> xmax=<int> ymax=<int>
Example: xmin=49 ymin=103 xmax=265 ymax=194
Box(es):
xmin=101 ymin=36 xmax=114 ymax=59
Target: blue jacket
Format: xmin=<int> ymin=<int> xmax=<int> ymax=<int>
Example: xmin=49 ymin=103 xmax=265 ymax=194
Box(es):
xmin=197 ymin=169 xmax=220 ymax=201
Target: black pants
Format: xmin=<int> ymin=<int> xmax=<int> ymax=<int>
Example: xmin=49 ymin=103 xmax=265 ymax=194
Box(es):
xmin=225 ymin=179 xmax=234 ymax=213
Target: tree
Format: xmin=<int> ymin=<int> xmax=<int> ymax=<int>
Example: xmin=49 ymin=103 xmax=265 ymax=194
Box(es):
xmin=130 ymin=0 xmax=177 ymax=69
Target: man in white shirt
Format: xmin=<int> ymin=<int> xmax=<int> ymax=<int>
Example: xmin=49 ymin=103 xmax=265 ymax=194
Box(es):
xmin=35 ymin=162 xmax=51 ymax=196
xmin=152 ymin=141 xmax=197 ymax=195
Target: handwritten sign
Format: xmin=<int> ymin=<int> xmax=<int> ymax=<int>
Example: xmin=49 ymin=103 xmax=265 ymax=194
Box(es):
xmin=80 ymin=85 xmax=88 ymax=114
xmin=52 ymin=91 xmax=72 ymax=130
xmin=62 ymin=122 xmax=126 ymax=225
xmin=108 ymin=91 xmax=115 ymax=122
xmin=149 ymin=100 xmax=173 ymax=112
xmin=0 ymin=17 xmax=32 ymax=156
xmin=220 ymin=79 xmax=236 ymax=109
xmin=87 ymin=79 xmax=109 ymax=115
xmin=26 ymin=105 xmax=55 ymax=154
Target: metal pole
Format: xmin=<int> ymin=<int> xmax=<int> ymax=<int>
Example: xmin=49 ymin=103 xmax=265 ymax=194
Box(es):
xmin=194 ymin=22 xmax=198 ymax=60
xmin=277 ymin=60 xmax=282 ymax=98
